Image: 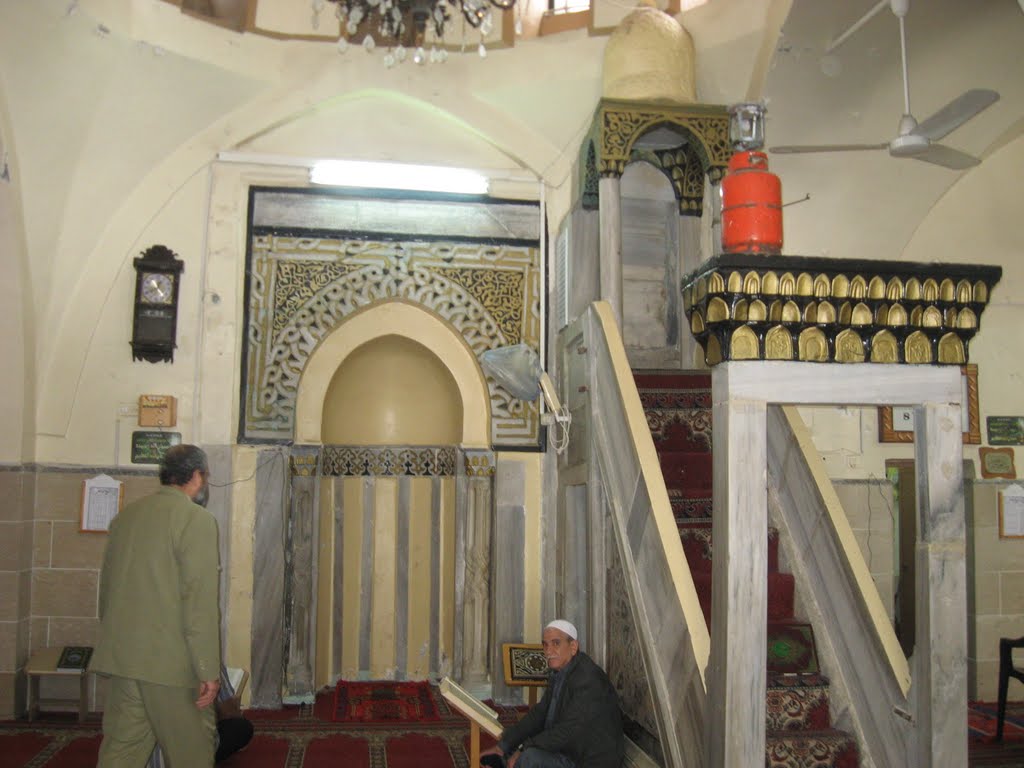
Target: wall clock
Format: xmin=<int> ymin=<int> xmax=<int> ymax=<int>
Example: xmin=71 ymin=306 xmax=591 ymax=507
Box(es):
xmin=131 ymin=244 xmax=184 ymax=363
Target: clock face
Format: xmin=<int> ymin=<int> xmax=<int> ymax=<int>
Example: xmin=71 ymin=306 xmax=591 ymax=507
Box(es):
xmin=141 ymin=272 xmax=174 ymax=305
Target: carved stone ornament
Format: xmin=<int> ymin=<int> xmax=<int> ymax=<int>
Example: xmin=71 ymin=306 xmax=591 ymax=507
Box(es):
xmin=579 ymin=99 xmax=731 ymax=216
xmin=681 ymin=254 xmax=1002 ymax=365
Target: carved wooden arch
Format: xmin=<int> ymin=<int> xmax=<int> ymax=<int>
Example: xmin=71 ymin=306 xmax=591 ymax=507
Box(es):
xmin=580 ymin=98 xmax=731 ymax=215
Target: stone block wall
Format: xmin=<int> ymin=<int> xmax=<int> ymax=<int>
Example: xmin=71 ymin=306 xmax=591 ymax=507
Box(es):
xmin=832 ymin=477 xmax=1024 ymax=701
xmin=0 ymin=465 xmax=159 ymax=718
xmin=969 ymin=481 xmax=1024 ymax=701
xmin=0 ymin=467 xmax=33 ymax=719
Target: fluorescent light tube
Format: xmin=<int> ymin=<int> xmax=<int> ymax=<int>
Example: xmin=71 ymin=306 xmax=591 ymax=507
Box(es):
xmin=309 ymin=160 xmax=489 ymax=194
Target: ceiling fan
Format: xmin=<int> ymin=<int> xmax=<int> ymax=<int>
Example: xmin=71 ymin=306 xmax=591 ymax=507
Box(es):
xmin=770 ymin=0 xmax=1000 ymax=170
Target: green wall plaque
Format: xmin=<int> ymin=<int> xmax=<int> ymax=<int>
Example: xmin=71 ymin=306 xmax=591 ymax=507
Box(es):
xmin=131 ymin=430 xmax=182 ymax=464
xmin=987 ymin=417 xmax=1024 ymax=446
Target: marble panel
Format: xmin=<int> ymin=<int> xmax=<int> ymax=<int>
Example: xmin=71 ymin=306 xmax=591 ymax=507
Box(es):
xmin=50 ymin=522 xmax=107 ymax=569
xmin=251 ymin=448 xmax=287 ymax=708
xmin=33 ymin=472 xmax=89 ymax=522
xmin=31 ymin=569 xmax=98 ymax=618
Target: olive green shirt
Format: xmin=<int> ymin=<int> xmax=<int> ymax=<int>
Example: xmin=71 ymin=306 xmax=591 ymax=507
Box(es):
xmin=91 ymin=486 xmax=221 ymax=687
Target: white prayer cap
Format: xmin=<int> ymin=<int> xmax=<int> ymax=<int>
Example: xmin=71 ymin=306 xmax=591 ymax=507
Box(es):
xmin=545 ymin=619 xmax=578 ymax=640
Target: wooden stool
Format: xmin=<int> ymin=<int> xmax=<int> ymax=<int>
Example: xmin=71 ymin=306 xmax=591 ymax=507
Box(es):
xmin=501 ymin=643 xmax=548 ymax=707
xmin=26 ymin=648 xmax=90 ymax=722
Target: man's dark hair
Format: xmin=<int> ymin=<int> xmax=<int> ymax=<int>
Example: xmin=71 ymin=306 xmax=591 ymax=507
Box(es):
xmin=159 ymin=444 xmax=209 ymax=486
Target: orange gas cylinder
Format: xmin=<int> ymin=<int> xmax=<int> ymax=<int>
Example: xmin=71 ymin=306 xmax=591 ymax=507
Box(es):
xmin=721 ymin=150 xmax=783 ymax=254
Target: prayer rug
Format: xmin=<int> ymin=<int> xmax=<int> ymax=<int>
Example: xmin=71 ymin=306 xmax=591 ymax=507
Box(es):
xmin=333 ymin=680 xmax=440 ymax=724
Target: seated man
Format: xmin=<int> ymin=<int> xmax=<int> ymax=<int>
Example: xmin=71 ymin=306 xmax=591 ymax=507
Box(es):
xmin=481 ymin=620 xmax=623 ymax=768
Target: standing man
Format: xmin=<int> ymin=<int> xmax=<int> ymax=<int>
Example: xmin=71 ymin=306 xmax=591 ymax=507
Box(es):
xmin=481 ymin=619 xmax=624 ymax=768
xmin=91 ymin=444 xmax=222 ymax=767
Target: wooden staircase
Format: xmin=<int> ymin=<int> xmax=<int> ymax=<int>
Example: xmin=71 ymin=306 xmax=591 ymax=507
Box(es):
xmin=634 ymin=371 xmax=859 ymax=767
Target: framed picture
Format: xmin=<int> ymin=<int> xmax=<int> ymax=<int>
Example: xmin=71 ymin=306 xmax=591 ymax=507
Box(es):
xmin=878 ymin=364 xmax=981 ymax=444
xmin=980 ymin=447 xmax=1016 ymax=480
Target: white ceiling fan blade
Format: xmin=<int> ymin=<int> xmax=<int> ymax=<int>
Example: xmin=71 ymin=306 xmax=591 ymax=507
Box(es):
xmin=913 ymin=89 xmax=1000 ymax=141
xmin=910 ymin=144 xmax=981 ymax=170
xmin=770 ymin=143 xmax=888 ymax=155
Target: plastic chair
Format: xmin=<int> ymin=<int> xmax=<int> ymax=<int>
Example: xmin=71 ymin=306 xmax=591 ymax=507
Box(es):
xmin=996 ymin=636 xmax=1024 ymax=741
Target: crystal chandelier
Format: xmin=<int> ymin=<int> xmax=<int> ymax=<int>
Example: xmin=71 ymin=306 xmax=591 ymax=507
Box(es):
xmin=315 ymin=0 xmax=519 ymax=65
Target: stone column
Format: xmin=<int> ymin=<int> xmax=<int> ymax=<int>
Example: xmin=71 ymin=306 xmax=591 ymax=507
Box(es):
xmin=598 ymin=175 xmax=623 ymax=329
xmin=914 ymin=402 xmax=967 ymax=767
xmin=460 ymin=450 xmax=494 ymax=688
xmin=705 ymin=366 xmax=768 ymax=767
xmin=284 ymin=447 xmax=318 ymax=701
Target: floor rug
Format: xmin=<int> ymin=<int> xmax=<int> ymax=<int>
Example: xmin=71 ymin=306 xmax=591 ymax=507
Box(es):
xmin=2 ymin=692 xmax=1023 ymax=768
xmin=333 ymin=680 xmax=440 ymax=724
xmin=969 ymin=700 xmax=1024 ymax=741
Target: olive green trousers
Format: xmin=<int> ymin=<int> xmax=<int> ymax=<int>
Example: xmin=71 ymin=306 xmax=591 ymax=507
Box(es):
xmin=97 ymin=676 xmax=216 ymax=767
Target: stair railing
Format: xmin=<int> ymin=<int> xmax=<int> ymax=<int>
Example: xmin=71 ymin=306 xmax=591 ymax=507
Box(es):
xmin=767 ymin=404 xmax=914 ymax=766
xmin=576 ymin=301 xmax=710 ymax=768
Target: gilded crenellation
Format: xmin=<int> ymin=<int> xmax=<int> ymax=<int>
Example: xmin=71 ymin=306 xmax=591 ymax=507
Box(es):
xmin=681 ymin=254 xmax=1002 ymax=365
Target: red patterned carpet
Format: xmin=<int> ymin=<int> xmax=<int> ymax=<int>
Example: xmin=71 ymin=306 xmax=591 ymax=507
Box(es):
xmin=1 ymin=692 xmax=1021 ymax=766
xmin=0 ymin=684 xmax=510 ymax=768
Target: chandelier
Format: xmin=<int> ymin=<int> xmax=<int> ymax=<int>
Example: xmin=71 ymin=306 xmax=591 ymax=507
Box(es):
xmin=315 ymin=0 xmax=519 ymax=65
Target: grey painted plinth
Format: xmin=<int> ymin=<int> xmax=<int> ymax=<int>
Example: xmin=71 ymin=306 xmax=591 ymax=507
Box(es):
xmin=491 ymin=459 xmax=526 ymax=704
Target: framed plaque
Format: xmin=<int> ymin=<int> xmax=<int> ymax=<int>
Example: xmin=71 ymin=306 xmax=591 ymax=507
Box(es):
xmin=878 ymin=364 xmax=980 ymax=444
xmin=131 ymin=430 xmax=182 ymax=464
xmin=987 ymin=416 xmax=1024 ymax=446
xmin=980 ymin=447 xmax=1016 ymax=480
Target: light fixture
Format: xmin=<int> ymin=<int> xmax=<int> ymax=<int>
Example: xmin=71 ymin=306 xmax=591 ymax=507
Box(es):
xmin=728 ymin=102 xmax=766 ymax=151
xmin=479 ymin=344 xmax=571 ymax=454
xmin=309 ymin=160 xmax=490 ymax=194
xmin=318 ymin=0 xmax=520 ymax=64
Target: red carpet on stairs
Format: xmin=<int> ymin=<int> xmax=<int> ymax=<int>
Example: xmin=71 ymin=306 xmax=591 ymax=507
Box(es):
xmin=636 ymin=369 xmax=858 ymax=767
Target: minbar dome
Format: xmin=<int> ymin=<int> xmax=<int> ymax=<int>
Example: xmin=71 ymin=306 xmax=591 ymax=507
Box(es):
xmin=602 ymin=4 xmax=697 ymax=104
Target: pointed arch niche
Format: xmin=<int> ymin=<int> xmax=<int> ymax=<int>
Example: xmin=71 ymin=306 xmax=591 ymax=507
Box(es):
xmin=285 ymin=299 xmax=493 ymax=691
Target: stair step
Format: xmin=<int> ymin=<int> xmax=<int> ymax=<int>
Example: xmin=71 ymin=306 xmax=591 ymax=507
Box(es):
xmin=668 ymin=490 xmax=713 ymax=522
xmin=679 ymin=526 xmax=781 ymax=573
xmin=765 ymin=729 xmax=859 ymax=768
xmin=691 ymin=571 xmax=795 ymax=624
xmin=766 ymin=673 xmax=832 ymax=731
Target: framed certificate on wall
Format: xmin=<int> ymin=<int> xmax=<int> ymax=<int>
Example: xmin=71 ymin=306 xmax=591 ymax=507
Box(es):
xmin=80 ymin=475 xmax=124 ymax=533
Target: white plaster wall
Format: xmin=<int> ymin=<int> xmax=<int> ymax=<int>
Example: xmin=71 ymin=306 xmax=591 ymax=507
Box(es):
xmin=0 ymin=112 xmax=31 ymax=463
